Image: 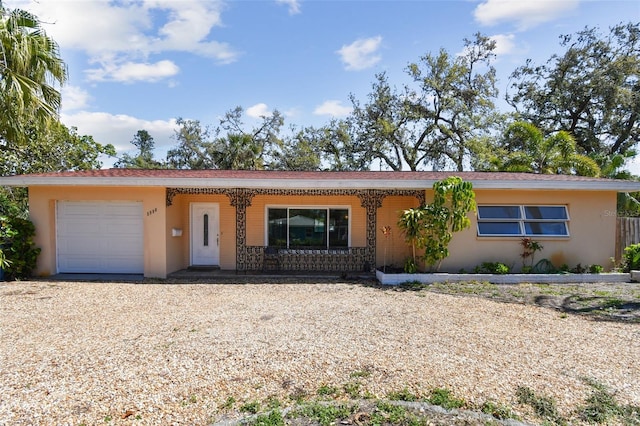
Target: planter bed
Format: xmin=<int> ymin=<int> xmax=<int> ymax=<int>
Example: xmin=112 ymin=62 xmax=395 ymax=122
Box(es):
xmin=376 ymin=269 xmax=631 ymax=285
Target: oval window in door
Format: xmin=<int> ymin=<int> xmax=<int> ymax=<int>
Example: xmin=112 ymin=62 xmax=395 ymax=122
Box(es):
xmin=203 ymin=213 xmax=209 ymax=246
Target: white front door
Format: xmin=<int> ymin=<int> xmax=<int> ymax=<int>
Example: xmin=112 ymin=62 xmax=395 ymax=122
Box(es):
xmin=190 ymin=203 xmax=220 ymax=266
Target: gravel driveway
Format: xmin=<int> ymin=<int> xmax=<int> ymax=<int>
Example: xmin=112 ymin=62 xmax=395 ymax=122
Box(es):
xmin=1 ymin=280 xmax=638 ymax=425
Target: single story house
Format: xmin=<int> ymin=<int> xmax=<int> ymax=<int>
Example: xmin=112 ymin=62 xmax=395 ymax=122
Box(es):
xmin=0 ymin=169 xmax=638 ymax=278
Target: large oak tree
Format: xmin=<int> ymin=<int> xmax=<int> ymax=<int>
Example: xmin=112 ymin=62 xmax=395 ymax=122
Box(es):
xmin=507 ymin=22 xmax=640 ymax=157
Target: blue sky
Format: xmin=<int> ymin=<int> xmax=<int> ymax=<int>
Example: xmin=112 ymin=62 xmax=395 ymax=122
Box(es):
xmin=7 ymin=0 xmax=640 ymax=170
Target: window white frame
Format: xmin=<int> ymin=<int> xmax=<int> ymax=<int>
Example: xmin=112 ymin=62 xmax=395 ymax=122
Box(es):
xmin=265 ymin=205 xmax=351 ymax=250
xmin=477 ymin=205 xmax=570 ymax=237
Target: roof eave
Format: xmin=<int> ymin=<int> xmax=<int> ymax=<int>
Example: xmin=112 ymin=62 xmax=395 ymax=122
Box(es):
xmin=1 ymin=176 xmax=639 ymax=192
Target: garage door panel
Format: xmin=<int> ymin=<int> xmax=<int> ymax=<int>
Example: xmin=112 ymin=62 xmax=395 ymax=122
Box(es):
xmin=57 ymin=201 xmax=144 ymax=274
xmin=104 ymin=223 xmax=142 ymax=235
xmin=59 ymin=220 xmax=99 ymax=236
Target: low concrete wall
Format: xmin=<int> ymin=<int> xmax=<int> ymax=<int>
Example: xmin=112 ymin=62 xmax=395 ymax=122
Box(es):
xmin=376 ymin=269 xmax=631 ymax=285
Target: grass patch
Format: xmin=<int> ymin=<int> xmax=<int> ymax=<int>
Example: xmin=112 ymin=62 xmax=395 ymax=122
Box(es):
xmin=516 ymin=386 xmax=566 ymax=425
xmin=316 ymin=384 xmax=338 ymax=397
xmin=288 ymin=387 xmax=308 ymax=404
xmin=600 ymin=298 xmax=626 ymax=309
xmin=578 ymin=378 xmax=640 ymax=424
xmin=371 ymin=401 xmax=426 ymax=426
xmin=481 ymin=400 xmax=519 ymax=420
xmin=387 ymin=388 xmax=420 ymax=402
xmin=427 ymin=388 xmax=465 ymax=410
xmin=222 ymin=378 xmax=640 ymax=426
xmin=349 ymin=369 xmax=372 ymax=379
xmin=343 ymin=381 xmax=362 ymax=398
xmin=290 ymin=402 xmax=356 ymax=426
xmin=265 ymin=396 xmax=282 ymax=410
xmin=240 ymin=401 xmax=260 ymax=414
xmin=246 ymin=410 xmax=284 ymax=426
xmin=398 ymin=281 xmax=429 ymax=291
xmin=220 ymin=396 xmax=236 ymax=410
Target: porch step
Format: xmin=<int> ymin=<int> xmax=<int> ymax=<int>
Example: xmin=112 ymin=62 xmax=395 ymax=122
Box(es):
xmin=187 ymin=265 xmax=221 ymax=271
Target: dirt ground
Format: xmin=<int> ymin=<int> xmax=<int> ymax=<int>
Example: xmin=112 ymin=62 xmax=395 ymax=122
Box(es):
xmin=412 ymin=280 xmax=640 ymax=323
xmin=1 ymin=277 xmax=638 ymax=425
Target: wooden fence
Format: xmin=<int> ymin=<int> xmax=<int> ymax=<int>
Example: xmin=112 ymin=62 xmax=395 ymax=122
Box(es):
xmin=616 ymin=217 xmax=640 ymax=260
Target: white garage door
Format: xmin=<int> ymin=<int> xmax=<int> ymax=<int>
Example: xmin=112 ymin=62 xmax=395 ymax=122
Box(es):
xmin=57 ymin=201 xmax=144 ymax=274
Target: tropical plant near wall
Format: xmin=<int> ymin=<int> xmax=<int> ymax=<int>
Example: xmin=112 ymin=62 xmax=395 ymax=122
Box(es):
xmin=520 ymin=238 xmax=543 ymax=273
xmin=397 ymin=208 xmax=425 ymax=271
xmin=398 ymin=176 xmax=476 ymax=272
xmin=0 ymin=216 xmax=40 ymax=280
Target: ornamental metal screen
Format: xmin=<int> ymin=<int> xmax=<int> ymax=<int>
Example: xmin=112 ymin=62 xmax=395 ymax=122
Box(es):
xmin=167 ymin=187 xmax=424 ymax=272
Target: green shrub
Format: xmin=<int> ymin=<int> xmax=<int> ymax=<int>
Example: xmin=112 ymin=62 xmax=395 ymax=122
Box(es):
xmin=571 ymin=263 xmax=587 ymax=274
xmin=623 ymin=243 xmax=640 ymax=272
xmin=0 ymin=216 xmax=41 ymax=280
xmin=588 ymin=264 xmax=603 ymax=274
xmin=532 ymin=258 xmax=557 ymax=273
xmin=474 ymin=262 xmax=510 ymax=274
xmin=403 ymin=257 xmax=418 ymax=273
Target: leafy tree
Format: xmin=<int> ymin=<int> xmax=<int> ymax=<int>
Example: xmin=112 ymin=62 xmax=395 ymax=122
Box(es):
xmin=314 ymin=119 xmax=371 ymax=171
xmin=487 ymin=122 xmax=601 ymax=176
xmin=348 ymin=34 xmax=501 ymax=171
xmin=270 ymin=127 xmax=322 ymax=171
xmin=349 ymin=72 xmax=417 ymax=171
xmin=405 ymin=33 xmax=502 ymax=171
xmin=506 ymin=22 xmax=640 ymax=157
xmin=0 ymin=122 xmax=115 ymax=216
xmin=114 ymin=130 xmax=164 ymax=169
xmin=0 ymin=122 xmax=115 ymax=175
xmin=165 ymin=118 xmax=215 ymax=169
xmin=166 ymin=108 xmax=286 ymax=170
xmin=0 ymin=5 xmax=67 ymax=147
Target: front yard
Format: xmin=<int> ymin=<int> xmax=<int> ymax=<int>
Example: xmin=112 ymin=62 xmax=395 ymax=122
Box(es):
xmin=0 ymin=279 xmax=638 ymax=425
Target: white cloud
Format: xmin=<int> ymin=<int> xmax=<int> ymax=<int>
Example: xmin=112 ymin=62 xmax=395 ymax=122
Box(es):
xmin=276 ymin=0 xmax=301 ymax=15
xmin=489 ymin=34 xmax=517 ymax=56
xmin=86 ymin=60 xmax=180 ymax=83
xmin=61 ymin=86 xmax=91 ymax=112
xmin=246 ymin=103 xmax=273 ymax=118
xmin=474 ymin=0 xmax=579 ymax=30
xmin=7 ymin=0 xmax=238 ymax=83
xmin=313 ymin=100 xmax=351 ymax=117
xmin=61 ymin=111 xmax=178 ymax=160
xmin=337 ymin=36 xmax=383 ymax=71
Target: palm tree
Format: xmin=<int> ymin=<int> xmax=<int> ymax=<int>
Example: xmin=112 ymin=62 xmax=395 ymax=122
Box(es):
xmin=210 ymin=133 xmax=264 ymax=170
xmin=497 ymin=122 xmax=600 ymax=177
xmin=593 ymin=150 xmax=640 ymax=216
xmin=0 ymin=5 xmax=67 ymax=146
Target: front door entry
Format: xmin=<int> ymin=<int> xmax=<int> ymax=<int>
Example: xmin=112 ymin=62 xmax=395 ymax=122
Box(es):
xmin=191 ymin=203 xmax=220 ymax=266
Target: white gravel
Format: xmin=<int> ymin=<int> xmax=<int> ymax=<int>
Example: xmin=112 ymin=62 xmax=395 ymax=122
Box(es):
xmin=0 ymin=280 xmax=638 ymax=425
